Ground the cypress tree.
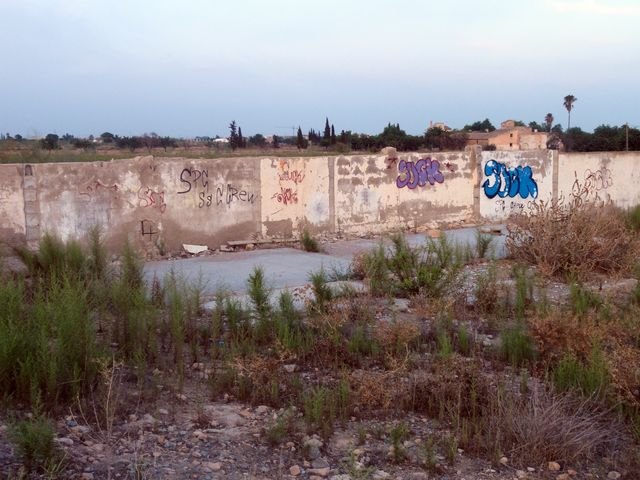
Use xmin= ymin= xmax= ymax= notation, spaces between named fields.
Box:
xmin=296 ymin=127 xmax=306 ymax=149
xmin=238 ymin=127 xmax=244 ymax=148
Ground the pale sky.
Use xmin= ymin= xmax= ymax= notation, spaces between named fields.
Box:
xmin=1 ymin=0 xmax=638 ymax=138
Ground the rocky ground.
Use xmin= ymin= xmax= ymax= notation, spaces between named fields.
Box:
xmin=2 ymin=390 xmax=622 ymax=480
xmin=1 ymin=246 xmax=637 ymax=480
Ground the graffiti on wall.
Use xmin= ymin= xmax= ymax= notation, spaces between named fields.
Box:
xmin=78 ymin=180 xmax=119 ymax=203
xmin=140 ymin=219 xmax=158 ymax=238
xmin=583 ymin=167 xmax=612 ymax=193
xmin=396 ymin=158 xmax=444 ymax=189
xmin=138 ymin=187 xmax=166 ymax=213
xmin=177 ymin=167 xmax=255 ymax=207
xmin=494 ymin=199 xmax=533 ymax=215
xmin=482 ymin=160 xmax=538 ymax=199
xmin=271 ymin=160 xmax=305 ymax=205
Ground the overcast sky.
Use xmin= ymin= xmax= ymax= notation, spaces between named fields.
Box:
xmin=1 ymin=0 xmax=638 ymax=138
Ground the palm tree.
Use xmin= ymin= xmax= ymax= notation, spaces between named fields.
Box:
xmin=563 ymin=95 xmax=577 ymax=131
xmin=544 ymin=113 xmax=554 ymax=132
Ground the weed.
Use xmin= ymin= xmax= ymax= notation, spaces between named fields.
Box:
xmin=265 ymin=409 xmax=295 ymax=446
xmin=309 ymin=268 xmax=333 ymax=314
xmin=362 ymin=243 xmax=391 ymax=296
xmin=390 ymin=422 xmax=409 ymax=463
xmin=513 ymin=264 xmax=534 ymax=321
xmin=302 ymin=381 xmax=350 ymax=438
xmin=569 ymin=283 xmax=603 ymax=317
xmin=500 ymin=323 xmax=536 ymax=368
xmin=247 ymin=266 xmax=272 ymax=342
xmin=474 ymin=386 xmax=618 ymax=466
xmin=422 ymin=436 xmax=438 ymax=472
xmin=300 ymin=229 xmax=320 ymax=252
xmin=8 ymin=412 xmax=61 ymax=474
xmin=444 ymin=434 xmax=458 ymax=466
xmin=506 ymin=191 xmax=639 ymax=278
xmin=456 ymin=325 xmax=473 ymax=356
xmin=625 ymin=204 xmax=640 ymax=232
xmin=437 ymin=330 xmax=454 ymax=359
xmin=553 ymin=344 xmax=609 ymax=397
xmin=475 ymin=229 xmax=494 ymax=259
xmin=356 ymin=425 xmax=367 ymax=445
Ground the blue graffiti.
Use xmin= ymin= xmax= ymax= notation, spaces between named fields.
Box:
xmin=396 ymin=158 xmax=444 ymax=189
xmin=482 ymin=160 xmax=538 ymax=199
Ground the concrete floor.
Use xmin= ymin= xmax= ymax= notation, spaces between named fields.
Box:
xmin=143 ymin=226 xmax=506 ymax=300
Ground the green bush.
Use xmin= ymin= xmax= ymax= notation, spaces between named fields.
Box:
xmin=300 ymin=229 xmax=320 ymax=252
xmin=553 ymin=345 xmax=609 ymax=397
xmin=8 ymin=413 xmax=61 ymax=473
xmin=500 ymin=323 xmax=536 ymax=368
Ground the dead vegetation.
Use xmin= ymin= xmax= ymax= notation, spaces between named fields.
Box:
xmin=1 ymin=198 xmax=640 ymax=478
xmin=506 ymin=183 xmax=640 ymax=279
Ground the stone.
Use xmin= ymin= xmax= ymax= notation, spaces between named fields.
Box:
xmin=499 ymin=456 xmax=508 ymax=466
xmin=556 ymin=475 xmax=570 ymax=480
xmin=256 ymin=405 xmax=270 ymax=414
xmin=330 ymin=476 xmax=352 ymax=480
xmin=81 ymin=474 xmax=94 ymax=480
xmin=568 ymin=470 xmax=578 ymax=476
xmin=158 ymin=408 xmax=169 ymax=415
xmin=245 ymin=243 xmax=256 ymax=251
xmin=305 ymin=437 xmax=324 ymax=460
xmin=308 ymin=467 xmax=330 ymax=477
xmin=55 ymin=437 xmax=74 ymax=446
xmin=548 ymin=461 xmax=561 ymax=471
xmin=284 ymin=364 xmax=297 ymax=373
xmin=183 ymin=244 xmax=208 ymax=254
xmin=312 ymin=458 xmax=329 ymax=469
xmin=372 ymin=471 xmax=390 ymax=480
xmin=192 ymin=430 xmax=207 ymax=441
xmin=516 ymin=470 xmax=527 ymax=479
xmin=204 ymin=462 xmax=222 ymax=472
xmin=607 ymin=472 xmax=621 ymax=480
xmin=289 ymin=465 xmax=301 ymax=476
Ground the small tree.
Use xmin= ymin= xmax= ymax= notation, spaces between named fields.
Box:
xmin=296 ymin=127 xmax=307 ymax=149
xmin=272 ymin=134 xmax=280 ymax=149
xmin=544 ymin=113 xmax=554 ymax=132
xmin=229 ymin=121 xmax=239 ymax=150
xmin=40 ymin=134 xmax=59 ymax=150
xmin=238 ymin=127 xmax=245 ymax=148
xmin=330 ymin=125 xmax=336 ymax=145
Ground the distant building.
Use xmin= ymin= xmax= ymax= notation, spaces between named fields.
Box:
xmin=428 ymin=121 xmax=452 ymax=132
xmin=465 ymin=119 xmax=548 ymax=150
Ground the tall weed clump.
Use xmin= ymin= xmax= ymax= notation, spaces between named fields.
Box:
xmin=506 ymin=189 xmax=639 ymax=278
xmin=0 ymin=265 xmax=99 ymax=407
xmin=362 ymin=233 xmax=462 ymax=298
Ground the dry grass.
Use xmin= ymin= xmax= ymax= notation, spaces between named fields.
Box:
xmin=478 ymin=385 xmax=620 ymax=467
xmin=506 ymin=186 xmax=639 ymax=279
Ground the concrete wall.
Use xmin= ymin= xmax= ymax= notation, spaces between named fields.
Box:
xmin=0 ymin=164 xmax=26 ymax=246
xmin=557 ymin=152 xmax=640 ymax=208
xmin=334 ymin=152 xmax=475 ymax=234
xmin=479 ymin=149 xmax=555 ymax=222
xmin=260 ymin=157 xmax=332 ymax=238
xmin=30 ymin=156 xmax=262 ymax=251
xmin=1 ymin=149 xmax=639 ymax=252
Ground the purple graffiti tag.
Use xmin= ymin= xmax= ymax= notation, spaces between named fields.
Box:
xmin=396 ymin=158 xmax=444 ymax=189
